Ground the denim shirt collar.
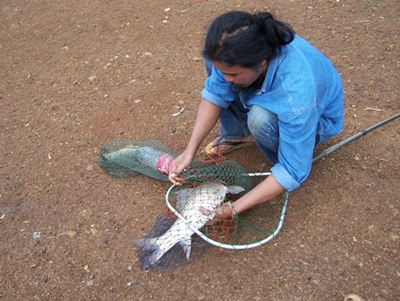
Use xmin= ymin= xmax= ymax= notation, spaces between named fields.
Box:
xmin=261 ymin=55 xmax=279 ymax=94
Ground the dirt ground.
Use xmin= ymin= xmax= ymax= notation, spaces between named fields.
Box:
xmin=1 ymin=0 xmax=399 ymax=300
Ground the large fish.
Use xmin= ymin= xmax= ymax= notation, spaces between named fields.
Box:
xmin=134 ymin=182 xmax=244 ymax=268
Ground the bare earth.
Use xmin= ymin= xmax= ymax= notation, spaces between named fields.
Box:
xmin=1 ymin=1 xmax=399 ymax=300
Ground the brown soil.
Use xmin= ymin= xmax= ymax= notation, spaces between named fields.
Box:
xmin=1 ymin=1 xmax=399 ymax=300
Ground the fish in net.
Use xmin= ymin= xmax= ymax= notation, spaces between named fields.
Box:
xmin=134 ymin=209 xmax=211 ymax=270
xmin=134 ymin=181 xmax=245 ymax=269
xmin=99 ymin=139 xmax=288 ymax=270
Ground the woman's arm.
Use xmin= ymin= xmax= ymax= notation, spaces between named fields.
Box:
xmin=184 ymin=99 xmax=222 ymax=155
xmin=233 ymin=174 xmax=284 ymax=214
xmin=213 ymin=174 xmax=285 ymax=219
xmin=169 ymin=99 xmax=222 ymax=184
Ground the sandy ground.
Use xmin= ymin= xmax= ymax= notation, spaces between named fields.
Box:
xmin=1 ymin=0 xmax=399 ymax=300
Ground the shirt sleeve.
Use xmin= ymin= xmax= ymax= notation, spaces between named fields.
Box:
xmin=271 ymin=109 xmax=318 ymax=192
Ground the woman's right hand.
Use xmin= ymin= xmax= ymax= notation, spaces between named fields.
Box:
xmin=168 ymin=150 xmax=195 ymax=185
xmin=169 ymin=99 xmax=222 ymax=185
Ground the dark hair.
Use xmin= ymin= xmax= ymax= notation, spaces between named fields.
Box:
xmin=202 ymin=11 xmax=295 ymax=68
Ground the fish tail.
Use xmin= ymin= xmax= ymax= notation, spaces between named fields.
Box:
xmin=133 ymin=237 xmax=158 ymax=250
xmin=132 ymin=238 xmax=145 ymax=247
xmin=133 ymin=236 xmax=177 ymax=267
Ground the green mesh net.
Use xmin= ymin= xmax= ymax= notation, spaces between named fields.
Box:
xmin=99 ymin=139 xmax=254 ymax=191
xmin=99 ymin=139 xmax=288 ymax=270
xmin=99 ymin=139 xmax=178 ymax=180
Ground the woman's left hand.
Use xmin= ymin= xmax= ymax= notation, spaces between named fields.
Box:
xmin=201 ymin=202 xmax=236 ymax=224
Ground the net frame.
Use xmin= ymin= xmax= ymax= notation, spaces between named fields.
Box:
xmin=165 ymin=172 xmax=290 ymax=250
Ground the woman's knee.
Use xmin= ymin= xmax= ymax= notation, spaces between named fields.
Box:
xmin=247 ymin=105 xmax=278 ymax=137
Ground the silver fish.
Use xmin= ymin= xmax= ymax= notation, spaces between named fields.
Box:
xmin=101 ymin=145 xmax=165 ymax=170
xmin=134 ymin=182 xmax=244 ymax=268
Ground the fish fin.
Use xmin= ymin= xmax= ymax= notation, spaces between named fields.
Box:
xmin=133 ymin=237 xmax=158 ymax=250
xmin=200 ymin=206 xmax=216 ymax=220
xmin=132 ymin=238 xmax=143 ymax=247
xmin=179 ymin=236 xmax=192 ymax=259
xmin=175 ymin=188 xmax=190 ymax=212
xmin=226 ymin=185 xmax=245 ymax=195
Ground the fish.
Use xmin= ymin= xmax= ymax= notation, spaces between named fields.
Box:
xmin=101 ymin=145 xmax=140 ymax=161
xmin=101 ymin=145 xmax=170 ymax=171
xmin=133 ymin=182 xmax=244 ymax=268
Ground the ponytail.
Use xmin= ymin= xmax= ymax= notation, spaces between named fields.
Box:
xmin=254 ymin=12 xmax=294 ymax=47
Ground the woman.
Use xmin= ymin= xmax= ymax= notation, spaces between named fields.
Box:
xmin=169 ymin=11 xmax=343 ymax=219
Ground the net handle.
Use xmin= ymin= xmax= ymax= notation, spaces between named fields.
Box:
xmin=165 ymin=183 xmax=290 ymax=250
xmin=313 ymin=112 xmax=400 ymax=162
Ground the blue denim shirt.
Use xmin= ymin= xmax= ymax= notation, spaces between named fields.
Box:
xmin=201 ymin=35 xmax=344 ymax=191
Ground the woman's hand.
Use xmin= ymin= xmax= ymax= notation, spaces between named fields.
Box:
xmin=168 ymin=150 xmax=195 ymax=185
xmin=201 ymin=202 xmax=237 ymax=225
xmin=169 ymin=99 xmax=222 ymax=185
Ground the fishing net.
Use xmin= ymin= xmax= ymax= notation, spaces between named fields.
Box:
xmin=99 ymin=139 xmax=178 ymax=180
xmin=99 ymin=113 xmax=400 ymax=270
xmin=99 ymin=139 xmax=254 ymax=190
xmin=99 ymin=139 xmax=288 ymax=270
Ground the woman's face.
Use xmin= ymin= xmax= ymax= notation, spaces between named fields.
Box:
xmin=212 ymin=60 xmax=268 ymax=88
